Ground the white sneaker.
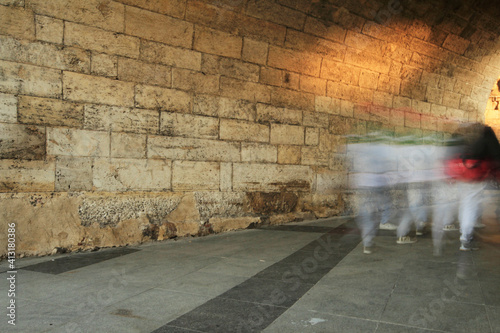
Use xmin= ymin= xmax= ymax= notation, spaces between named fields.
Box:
xmin=397 ymin=236 xmax=417 ymax=244
xmin=379 ymin=223 xmax=397 ymax=230
xmin=363 ymin=246 xmax=373 ymax=254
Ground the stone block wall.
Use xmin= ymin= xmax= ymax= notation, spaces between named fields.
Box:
xmin=1 ymin=0 xmax=500 ymax=256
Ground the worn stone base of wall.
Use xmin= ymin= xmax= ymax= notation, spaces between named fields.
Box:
xmin=0 ymin=190 xmax=347 ymax=258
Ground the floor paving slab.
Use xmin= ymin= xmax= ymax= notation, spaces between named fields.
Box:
xmin=0 ymin=216 xmax=498 ymax=333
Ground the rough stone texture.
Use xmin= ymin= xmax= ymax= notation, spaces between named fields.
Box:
xmin=55 ymin=156 xmax=93 ymax=192
xmin=0 ymin=93 xmax=17 ymax=123
xmin=233 ymin=163 xmax=313 ymax=192
xmin=35 ymin=15 xmax=63 ymax=44
xmin=2 ymin=0 xmax=500 ymax=256
xmin=63 ymin=72 xmax=135 ymax=106
xmin=125 ymin=6 xmax=193 ymax=48
xmin=209 ymin=216 xmax=261 ymax=233
xmin=18 ymin=96 xmax=84 ymax=127
xmin=172 ymin=161 xmax=220 ymax=191
xmin=47 ymin=128 xmax=110 ymax=157
xmin=93 ymin=158 xmax=171 ymax=191
xmin=0 ymin=60 xmax=62 ymax=98
xmin=160 ymin=112 xmax=219 ymax=139
xmin=78 ymin=192 xmax=182 ymax=227
xmin=220 ymin=119 xmax=269 ymax=142
xmin=194 ymin=191 xmax=248 ymax=222
xmin=65 ymin=22 xmax=139 ymax=58
xmin=0 ymin=159 xmax=55 ymax=192
xmin=247 ymin=192 xmax=298 ymax=215
xmin=135 ymin=85 xmax=191 ymax=112
xmin=84 ymin=104 xmax=159 ymax=134
xmin=148 ymin=136 xmax=240 ymax=162
xmin=0 ymin=123 xmax=46 ymax=159
xmin=0 ymin=35 xmax=90 ymax=73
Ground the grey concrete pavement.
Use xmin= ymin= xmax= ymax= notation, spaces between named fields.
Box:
xmin=1 ymin=215 xmax=500 ymax=333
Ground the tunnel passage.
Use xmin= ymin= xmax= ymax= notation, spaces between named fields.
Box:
xmin=1 ymin=0 xmax=500 ymax=256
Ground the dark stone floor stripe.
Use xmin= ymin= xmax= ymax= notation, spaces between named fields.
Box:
xmin=20 ymin=247 xmax=140 ymax=275
xmin=152 ymin=221 xmax=361 ymax=333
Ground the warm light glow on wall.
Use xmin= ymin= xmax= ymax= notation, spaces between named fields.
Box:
xmin=485 ymin=77 xmax=500 ymax=138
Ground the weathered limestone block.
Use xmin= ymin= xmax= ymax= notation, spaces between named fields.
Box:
xmin=315 ymin=168 xmax=348 ymax=193
xmin=209 ymin=216 xmax=260 ymax=233
xmin=246 ymin=0 xmax=305 ymax=30
xmin=300 ymin=193 xmax=345 ymax=218
xmin=194 ymin=191 xmax=248 ymax=221
xmin=0 ymin=193 xmax=83 ymax=257
xmin=345 ymin=48 xmax=391 ymax=74
xmin=55 ymin=156 xmax=93 ymax=191
xmin=118 ymin=58 xmax=171 ymax=87
xmin=303 ymin=111 xmax=329 ymax=128
xmin=268 ymin=45 xmax=321 ymax=76
xmin=172 ymin=161 xmax=220 ymax=191
xmin=277 ymin=145 xmax=301 ymax=164
xmin=93 ymin=158 xmax=171 ymax=191
xmin=194 ymin=26 xmax=242 ymax=58
xmin=233 ymin=163 xmax=312 ymax=192
xmin=35 ymin=15 xmax=63 ymax=44
xmin=140 ymin=40 xmax=202 ymax=71
xmin=84 ymin=104 xmax=159 ymax=134
xmin=0 ymin=123 xmax=45 ymax=159
xmin=219 ymin=98 xmax=256 ymax=121
xmin=319 ymin=129 xmax=345 ymax=153
xmin=300 ymin=75 xmax=327 ymax=96
xmin=202 ymin=54 xmax=260 ymax=82
xmin=47 ymin=128 xmax=110 ymax=157
xmin=185 ymin=0 xmax=286 ymax=45
xmin=65 ymin=22 xmax=139 ymax=58
xmin=220 ymin=162 xmax=232 ymax=191
xmin=91 ymin=53 xmax=118 ymax=77
xmin=260 ymin=67 xmax=282 ymax=87
xmin=160 ymin=112 xmax=219 ymax=139
xmin=0 ymin=5 xmax=35 ymax=40
xmin=18 ymin=96 xmax=84 ymax=127
xmin=148 ymin=136 xmax=240 ymax=162
xmin=111 ymin=132 xmax=147 ymax=159
xmin=0 ymin=93 xmax=17 ymax=123
xmin=247 ymin=192 xmax=298 ymax=215
xmin=193 ymin=94 xmax=219 ymax=116
xmin=286 ymin=29 xmax=346 ymax=60
xmin=304 ymin=16 xmax=346 ymax=44
xmin=271 ymin=87 xmax=315 ymax=111
xmin=315 ymin=96 xmax=341 ymax=115
xmin=0 ymin=60 xmax=62 ymax=98
xmin=241 ymin=143 xmax=277 ymax=163
xmin=172 ymin=68 xmax=219 ymax=94
xmin=0 ymin=159 xmax=54 ymax=192
xmin=79 ymin=192 xmax=182 ymax=227
xmin=305 ymin=127 xmax=319 ymax=145
xmin=135 ymin=84 xmax=191 ymax=113
xmin=220 ymin=119 xmax=269 ymax=142
xmin=301 ymin=147 xmax=329 ymax=166
xmin=270 ymin=123 xmax=304 ymax=145
xmin=0 ymin=36 xmax=90 ymax=73
xmin=165 ymin=193 xmax=200 ymax=223
xmin=115 ymin=0 xmax=185 ymax=18
xmin=220 ymin=77 xmax=271 ymax=103
xmin=256 ymin=103 xmax=302 ymax=125
xmin=83 ymin=216 xmax=151 ymax=248
xmin=242 ymin=38 xmax=268 ymax=65
xmin=125 ymin=6 xmax=193 ymax=48
xmin=26 ymin=0 xmax=125 ymax=32
xmin=63 ymin=72 xmax=135 ymax=107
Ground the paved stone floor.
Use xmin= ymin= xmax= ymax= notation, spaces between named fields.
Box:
xmin=1 ymin=213 xmax=500 ymax=333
